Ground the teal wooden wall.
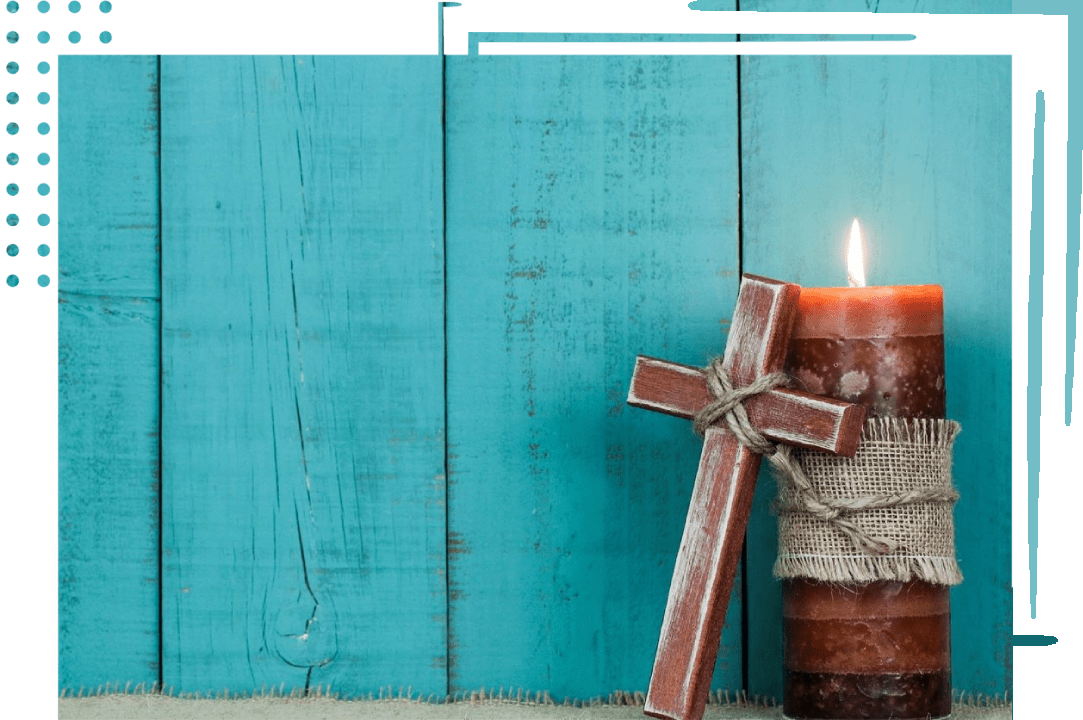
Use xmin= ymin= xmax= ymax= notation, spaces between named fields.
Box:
xmin=58 ymin=8 xmax=1012 ymax=701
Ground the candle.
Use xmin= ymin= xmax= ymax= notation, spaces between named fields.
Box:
xmin=780 ymin=220 xmax=952 ymax=720
xmin=788 ymin=221 xmax=944 ymax=418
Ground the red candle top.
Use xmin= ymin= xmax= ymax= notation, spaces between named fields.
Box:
xmin=792 ymin=285 xmax=943 ymax=340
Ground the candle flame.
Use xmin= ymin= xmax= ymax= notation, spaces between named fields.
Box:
xmin=847 ymin=218 xmax=866 ymax=288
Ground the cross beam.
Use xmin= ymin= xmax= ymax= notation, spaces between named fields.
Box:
xmin=628 ymin=356 xmax=865 ymax=456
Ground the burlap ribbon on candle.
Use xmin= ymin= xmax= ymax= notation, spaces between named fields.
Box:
xmin=773 ymin=417 xmax=964 ymax=586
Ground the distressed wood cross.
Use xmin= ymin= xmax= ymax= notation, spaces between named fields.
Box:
xmin=626 ymin=274 xmax=866 ymax=720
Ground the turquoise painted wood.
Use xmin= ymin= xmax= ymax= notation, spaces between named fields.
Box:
xmin=739 ymin=53 xmax=1012 ymax=699
xmin=58 ymin=56 xmax=162 ymax=692
xmin=159 ymin=57 xmax=446 ymax=697
xmin=445 ymin=54 xmax=742 ymax=699
xmin=57 ymin=32 xmax=1012 ymax=701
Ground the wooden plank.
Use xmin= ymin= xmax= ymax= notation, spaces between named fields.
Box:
xmin=58 ymin=56 xmax=161 ymax=691
xmin=644 ymin=276 xmax=800 ymax=720
xmin=627 ymin=355 xmax=865 ymax=455
xmin=160 ymin=57 xmax=446 ymax=697
xmin=739 ymin=49 xmax=1012 ymax=699
xmin=445 ymin=52 xmax=741 ymax=699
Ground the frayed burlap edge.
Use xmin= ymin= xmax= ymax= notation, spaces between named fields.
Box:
xmin=774 ymin=417 xmax=963 ymax=586
xmin=773 ymin=553 xmax=964 ymax=586
xmin=57 ymin=682 xmax=779 ymax=708
xmin=57 ymin=682 xmax=1012 ymax=710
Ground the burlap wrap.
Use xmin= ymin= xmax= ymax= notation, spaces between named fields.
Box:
xmin=774 ymin=417 xmax=963 ymax=586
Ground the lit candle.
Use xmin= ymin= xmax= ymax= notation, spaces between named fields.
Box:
xmin=787 ymin=220 xmax=945 ymax=420
xmin=780 ymin=220 xmax=952 ymax=720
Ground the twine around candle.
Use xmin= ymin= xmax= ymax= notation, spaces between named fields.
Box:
xmin=693 ymin=357 xmax=958 ymax=557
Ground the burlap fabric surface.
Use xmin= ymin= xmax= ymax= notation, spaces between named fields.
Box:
xmin=57 ymin=693 xmax=1012 ymax=720
xmin=774 ymin=418 xmax=963 ymax=585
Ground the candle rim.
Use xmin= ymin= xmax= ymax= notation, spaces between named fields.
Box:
xmin=799 ymin=284 xmax=942 ymax=293
xmin=793 ymin=284 xmax=943 ymax=339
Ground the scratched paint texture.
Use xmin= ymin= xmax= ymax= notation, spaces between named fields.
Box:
xmin=445 ymin=54 xmax=741 ymax=699
xmin=59 ymin=9 xmax=1012 ymax=701
xmin=158 ymin=57 xmax=446 ymax=696
xmin=739 ymin=54 xmax=1012 ymax=699
xmin=58 ymin=55 xmax=162 ymax=691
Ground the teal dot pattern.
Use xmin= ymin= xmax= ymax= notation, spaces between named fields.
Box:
xmin=0 ymin=0 xmax=94 ymax=288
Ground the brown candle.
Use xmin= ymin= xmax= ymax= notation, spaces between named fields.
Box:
xmin=781 ymin=284 xmax=951 ymax=720
xmin=786 ymin=285 xmax=945 ymax=419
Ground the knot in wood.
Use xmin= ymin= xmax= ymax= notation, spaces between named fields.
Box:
xmin=692 ymin=356 xmax=789 ymax=456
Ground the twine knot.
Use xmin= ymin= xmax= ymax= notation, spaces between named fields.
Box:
xmin=692 ymin=357 xmax=789 ymax=453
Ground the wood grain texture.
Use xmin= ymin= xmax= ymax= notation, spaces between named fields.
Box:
xmin=643 ymin=276 xmax=798 ymax=720
xmin=58 ymin=56 xmax=161 ymax=692
xmin=445 ymin=53 xmax=741 ymax=699
xmin=739 ymin=50 xmax=1012 ymax=700
xmin=160 ymin=57 xmax=446 ymax=696
xmin=646 ymin=428 xmax=759 ymax=720
xmin=627 ymin=356 xmax=865 ymax=455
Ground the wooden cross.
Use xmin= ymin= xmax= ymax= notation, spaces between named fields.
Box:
xmin=626 ymin=274 xmax=866 ymax=720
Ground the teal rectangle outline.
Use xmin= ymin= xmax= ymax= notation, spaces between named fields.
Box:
xmin=441 ymin=8 xmax=1074 ymax=714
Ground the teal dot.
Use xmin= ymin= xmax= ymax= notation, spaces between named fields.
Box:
xmin=5 ymin=90 xmax=16 ymax=103
xmin=6 ymin=274 xmax=17 ymax=287
xmin=37 ymin=0 xmax=47 ymax=10
xmin=37 ymin=30 xmax=47 ymax=42
xmin=6 ymin=183 xmax=16 ymax=195
xmin=37 ymin=91 xmax=48 ymax=104
xmin=37 ymin=243 xmax=48 ymax=256
xmin=68 ymin=0 xmax=79 ymax=10
xmin=5 ymin=121 xmax=15 ymax=134
xmin=6 ymin=152 xmax=16 ymax=164
xmin=6 ymin=2 xmax=17 ymax=13
xmin=6 ymin=213 xmax=17 ymax=226
xmin=37 ymin=182 xmax=49 ymax=195
xmin=99 ymin=30 xmax=109 ymax=43
xmin=99 ymin=0 xmax=107 ymax=10
xmin=68 ymin=30 xmax=79 ymax=43
xmin=37 ymin=274 xmax=48 ymax=287
xmin=37 ymin=121 xmax=48 ymax=134
xmin=36 ymin=213 xmax=48 ymax=226
xmin=37 ymin=60 xmax=48 ymax=73
xmin=5 ymin=30 xmax=17 ymax=43
xmin=5 ymin=61 xmax=15 ymax=73
xmin=37 ymin=152 xmax=48 ymax=165
xmin=5 ymin=243 xmax=16 ymax=256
